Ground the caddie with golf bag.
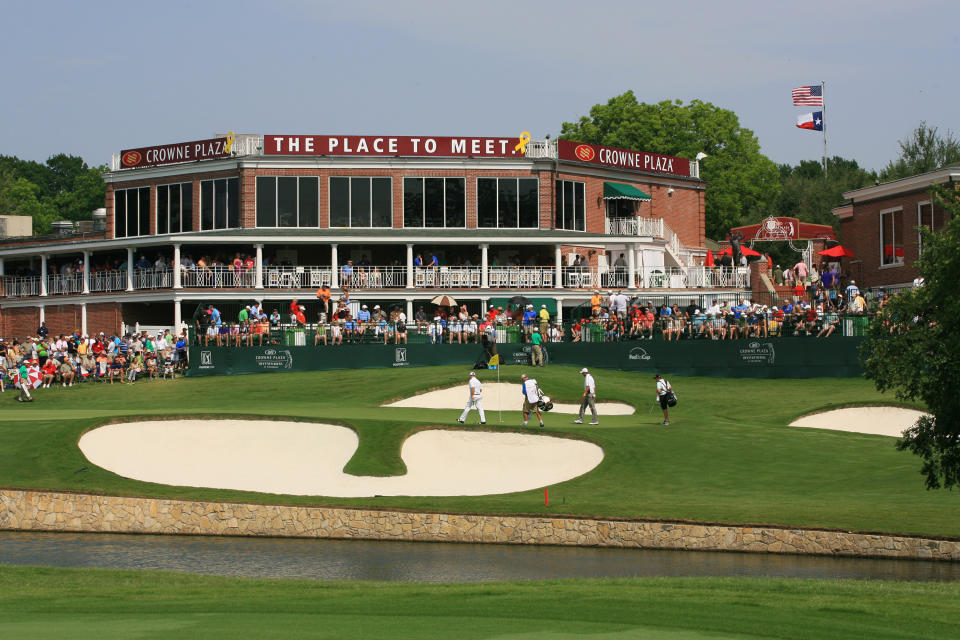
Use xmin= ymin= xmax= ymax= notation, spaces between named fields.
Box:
xmin=654 ymin=373 xmax=677 ymax=425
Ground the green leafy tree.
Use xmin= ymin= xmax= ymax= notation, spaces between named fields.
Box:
xmin=560 ymin=92 xmax=781 ymax=239
xmin=861 ymin=186 xmax=960 ymax=489
xmin=0 ymin=171 xmax=58 ymax=234
xmin=879 ymin=122 xmax=960 ymax=181
xmin=776 ymin=157 xmax=876 ymax=227
xmin=0 ymin=153 xmax=105 ymax=231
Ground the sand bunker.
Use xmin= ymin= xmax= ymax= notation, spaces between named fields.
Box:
xmin=385 ymin=382 xmax=634 ymax=415
xmin=78 ymin=420 xmax=603 ymax=498
xmin=789 ymin=406 xmax=930 ymax=437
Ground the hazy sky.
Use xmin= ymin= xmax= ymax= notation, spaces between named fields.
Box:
xmin=2 ymin=0 xmax=956 ymax=172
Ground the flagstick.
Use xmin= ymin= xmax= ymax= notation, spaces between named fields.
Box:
xmin=497 ymin=365 xmax=503 ymax=423
xmin=821 ymin=80 xmax=827 ymax=178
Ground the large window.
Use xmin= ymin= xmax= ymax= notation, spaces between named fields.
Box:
xmin=329 ymin=177 xmax=392 ymax=227
xmin=918 ymin=201 xmax=934 ymax=255
xmin=403 ymin=177 xmax=465 ymax=227
xmin=113 ymin=187 xmax=151 ymax=238
xmin=880 ymin=207 xmax=904 ymax=266
xmin=477 ymin=178 xmax=538 ymax=228
xmin=199 ymin=178 xmax=239 ymax=231
xmin=555 ymin=180 xmax=585 ymax=231
xmin=256 ymin=176 xmax=319 ymax=227
xmin=156 ymin=182 xmax=194 ymax=234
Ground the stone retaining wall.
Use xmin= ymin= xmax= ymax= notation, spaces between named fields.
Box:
xmin=1 ymin=489 xmax=957 ymax=561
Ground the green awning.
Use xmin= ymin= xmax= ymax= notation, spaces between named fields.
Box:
xmin=603 ymin=182 xmax=651 ymax=201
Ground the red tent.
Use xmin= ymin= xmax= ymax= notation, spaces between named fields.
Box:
xmin=704 ymin=249 xmax=714 ymax=267
xmin=818 ymin=245 xmax=855 ymax=258
xmin=717 ymin=246 xmax=762 ymax=257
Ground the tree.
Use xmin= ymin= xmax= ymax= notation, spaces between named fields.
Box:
xmin=560 ymin=92 xmax=781 ymax=239
xmin=0 ymin=171 xmax=58 ymax=234
xmin=0 ymin=153 xmax=105 ymax=232
xmin=879 ymin=122 xmax=960 ymax=181
xmin=861 ymin=186 xmax=960 ymax=489
xmin=776 ymin=157 xmax=876 ymax=227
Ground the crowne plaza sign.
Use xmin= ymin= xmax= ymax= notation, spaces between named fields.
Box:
xmin=558 ymin=140 xmax=691 ymax=177
xmin=120 ymin=134 xmax=234 ymax=169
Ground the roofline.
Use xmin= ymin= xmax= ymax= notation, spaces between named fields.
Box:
xmin=842 ymin=166 xmax=960 ymax=202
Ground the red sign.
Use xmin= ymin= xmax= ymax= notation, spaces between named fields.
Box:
xmin=730 ymin=217 xmax=837 ymax=241
xmin=558 ymin=139 xmax=691 ymax=177
xmin=120 ymin=137 xmax=232 ymax=169
xmin=264 ymin=135 xmax=524 ymax=158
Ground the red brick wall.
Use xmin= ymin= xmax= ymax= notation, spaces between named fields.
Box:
xmin=0 ymin=302 xmax=122 ymax=340
xmin=87 ymin=302 xmax=123 ymax=336
xmin=1 ymin=307 xmax=39 ymax=339
xmin=840 ymin=191 xmax=949 ymax=288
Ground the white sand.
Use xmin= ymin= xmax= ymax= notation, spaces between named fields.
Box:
xmin=384 ymin=382 xmax=635 ymax=415
xmin=78 ymin=419 xmax=603 ymax=498
xmin=789 ymin=406 xmax=930 ymax=437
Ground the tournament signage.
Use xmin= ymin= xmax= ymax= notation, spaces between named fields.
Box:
xmin=558 ymin=139 xmax=691 ymax=177
xmin=264 ymin=135 xmax=526 ymax=158
xmin=120 ymin=133 xmax=234 ymax=169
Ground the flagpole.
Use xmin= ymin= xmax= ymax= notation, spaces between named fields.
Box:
xmin=821 ymin=80 xmax=827 ymax=178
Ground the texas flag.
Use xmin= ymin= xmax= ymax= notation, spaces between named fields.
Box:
xmin=796 ymin=111 xmax=824 ymax=131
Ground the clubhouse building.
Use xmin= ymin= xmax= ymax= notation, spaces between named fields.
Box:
xmin=0 ymin=131 xmax=744 ymax=337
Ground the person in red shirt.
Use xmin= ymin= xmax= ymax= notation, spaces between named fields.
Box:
xmin=792 ymin=282 xmax=806 ymax=303
xmin=41 ymin=359 xmax=58 ymax=388
xmin=91 ymin=339 xmax=105 ymax=356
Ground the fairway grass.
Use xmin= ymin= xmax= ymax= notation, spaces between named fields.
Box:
xmin=1 ymin=565 xmax=959 ymax=639
xmin=1 ymin=364 xmax=956 ymax=537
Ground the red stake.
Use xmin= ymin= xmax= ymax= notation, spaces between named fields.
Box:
xmin=544 ymin=488 xmax=549 ymax=507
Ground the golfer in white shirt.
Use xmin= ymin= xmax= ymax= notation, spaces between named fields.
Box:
xmin=574 ymin=367 xmax=599 ymax=424
xmin=457 ymin=371 xmax=486 ymax=424
xmin=520 ymin=373 xmax=544 ymax=428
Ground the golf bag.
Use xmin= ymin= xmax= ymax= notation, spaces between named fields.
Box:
xmin=537 ymin=389 xmax=554 ymax=412
xmin=665 ymin=389 xmax=678 ymax=407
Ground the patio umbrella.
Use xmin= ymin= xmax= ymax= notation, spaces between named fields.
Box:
xmin=506 ymin=295 xmax=533 ymax=308
xmin=430 ymin=294 xmax=458 ymax=307
xmin=818 ymin=245 xmax=855 ymax=258
xmin=717 ymin=246 xmax=762 ymax=257
xmin=704 ymin=249 xmax=714 ymax=267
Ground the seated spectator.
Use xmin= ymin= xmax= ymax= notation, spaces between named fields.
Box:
xmin=330 ymin=320 xmax=343 ymax=345
xmin=705 ymin=313 xmax=726 ymax=340
xmin=59 ymin=357 xmax=76 ymax=387
xmin=571 ymin=321 xmax=583 ymax=342
xmin=817 ymin=308 xmax=840 ymax=338
xmin=127 ymin=352 xmax=143 ymax=383
xmin=41 ymin=358 xmax=58 ymax=388
xmin=395 ymin=313 xmax=408 ymax=345
xmin=109 ymin=354 xmax=126 ymax=384
xmin=145 ymin=353 xmax=158 ymax=379
xmin=314 ymin=320 xmax=328 ymax=346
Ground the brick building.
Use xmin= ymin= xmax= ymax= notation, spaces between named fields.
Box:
xmin=835 ymin=167 xmax=958 ymax=289
xmin=0 ymin=132 xmax=743 ymax=339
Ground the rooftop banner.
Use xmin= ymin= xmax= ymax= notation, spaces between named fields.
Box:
xmin=120 ymin=135 xmax=233 ymax=169
xmin=557 ymin=139 xmax=691 ymax=177
xmin=264 ymin=135 xmax=526 ymax=158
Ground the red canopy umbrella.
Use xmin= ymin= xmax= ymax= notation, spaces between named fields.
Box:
xmin=818 ymin=245 xmax=855 ymax=258
xmin=704 ymin=249 xmax=714 ymax=267
xmin=717 ymin=246 xmax=763 ymax=257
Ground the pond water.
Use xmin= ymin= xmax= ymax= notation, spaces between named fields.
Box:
xmin=2 ymin=531 xmax=958 ymax=582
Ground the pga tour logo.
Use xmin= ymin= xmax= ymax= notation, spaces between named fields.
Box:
xmin=628 ymin=347 xmax=652 ymax=361
xmin=395 ymin=348 xmax=407 ymax=363
xmin=200 ymin=351 xmax=213 ymax=366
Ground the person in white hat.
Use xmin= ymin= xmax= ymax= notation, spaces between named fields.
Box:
xmin=520 ymin=373 xmax=544 ymax=428
xmin=457 ymin=371 xmax=486 ymax=425
xmin=574 ymin=368 xmax=599 ymax=424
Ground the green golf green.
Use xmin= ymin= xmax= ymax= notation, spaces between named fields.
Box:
xmin=0 ymin=364 xmax=952 ymax=537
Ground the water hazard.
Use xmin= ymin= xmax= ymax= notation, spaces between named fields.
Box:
xmin=2 ymin=531 xmax=959 ymax=582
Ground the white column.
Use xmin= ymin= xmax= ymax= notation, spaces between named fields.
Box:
xmin=627 ymin=243 xmax=637 ymax=290
xmin=330 ymin=243 xmax=339 ymax=289
xmin=554 ymin=244 xmax=563 ymax=289
xmin=406 ymin=243 xmax=414 ymax=289
xmin=480 ymin=244 xmax=489 ymax=289
xmin=406 ymin=299 xmax=413 ymax=320
xmin=174 ymin=298 xmax=182 ymax=330
xmin=39 ymin=305 xmax=45 ymax=323
xmin=40 ymin=254 xmax=48 ymax=297
xmin=172 ymin=244 xmax=182 ymax=289
xmin=81 ymin=303 xmax=87 ymax=336
xmin=555 ymin=298 xmax=563 ymax=323
xmin=254 ymin=243 xmax=264 ymax=289
xmin=82 ymin=251 xmax=90 ymax=294
xmin=126 ymin=248 xmax=134 ymax=291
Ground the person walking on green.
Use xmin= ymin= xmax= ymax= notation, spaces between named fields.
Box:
xmin=531 ymin=326 xmax=544 ymax=367
xmin=17 ymin=361 xmax=34 ymax=403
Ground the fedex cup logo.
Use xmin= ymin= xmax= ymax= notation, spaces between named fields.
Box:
xmin=628 ymin=347 xmax=652 ymax=361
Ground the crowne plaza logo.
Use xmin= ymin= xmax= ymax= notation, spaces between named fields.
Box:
xmin=574 ymin=145 xmax=595 ymax=162
xmin=121 ymin=151 xmax=142 ymax=167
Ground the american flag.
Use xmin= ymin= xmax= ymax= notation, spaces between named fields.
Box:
xmin=792 ymin=85 xmax=823 ymax=106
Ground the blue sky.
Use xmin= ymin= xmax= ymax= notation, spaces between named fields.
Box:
xmin=2 ymin=0 xmax=956 ymax=172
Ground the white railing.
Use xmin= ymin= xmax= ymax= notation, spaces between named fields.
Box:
xmin=414 ymin=266 xmax=479 ymax=288
xmin=265 ymin=266 xmax=332 ymax=289
xmin=89 ymin=271 xmax=127 ymax=293
xmin=2 ymin=276 xmax=42 ymax=298
xmin=182 ymin=266 xmax=257 ymax=288
xmin=45 ymin=274 xmax=84 ymax=295
xmin=342 ymin=265 xmax=407 ymax=289
xmin=132 ymin=268 xmax=173 ymax=290
xmin=638 ymin=266 xmax=749 ymax=289
xmin=607 ymin=217 xmax=664 ymax=237
xmin=488 ymin=267 xmax=554 ymax=289
xmin=561 ymin=266 xmax=627 ymax=289
xmin=524 ymin=139 xmax=557 ymax=159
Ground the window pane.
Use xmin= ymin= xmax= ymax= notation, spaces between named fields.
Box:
xmin=371 ymin=178 xmax=392 ymax=227
xmin=278 ymin=177 xmax=297 ymax=227
xmin=227 ymin=178 xmax=239 ymax=228
xmin=214 ymin=179 xmax=227 ymax=229
xmin=477 ymin=178 xmax=497 ymax=227
xmin=574 ymin=182 xmax=584 ymax=231
xmin=127 ymin=189 xmax=138 ymax=236
xmin=555 ymin=181 xmax=562 ymax=229
xmin=404 ymin=178 xmax=423 ymax=227
xmin=351 ymin=178 xmax=371 ymax=227
xmin=157 ymin=185 xmax=169 ymax=235
xmin=563 ymin=181 xmax=573 ymax=230
xmin=181 ymin=183 xmax=193 ymax=231
xmin=114 ymin=190 xmax=127 ymax=238
xmin=424 ymin=178 xmax=444 ymax=228
xmin=169 ymin=185 xmax=181 ymax=234
xmin=256 ymin=177 xmax=276 ymax=227
xmin=201 ymin=181 xmax=214 ymax=230
xmin=498 ymin=180 xmax=517 ymax=228
xmin=518 ymin=179 xmax=538 ymax=228
xmin=330 ymin=178 xmax=349 ymax=226
xmin=139 ymin=188 xmax=150 ymax=236
xmin=445 ymin=178 xmax=465 ymax=227
xmin=299 ymin=177 xmax=318 ymax=227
